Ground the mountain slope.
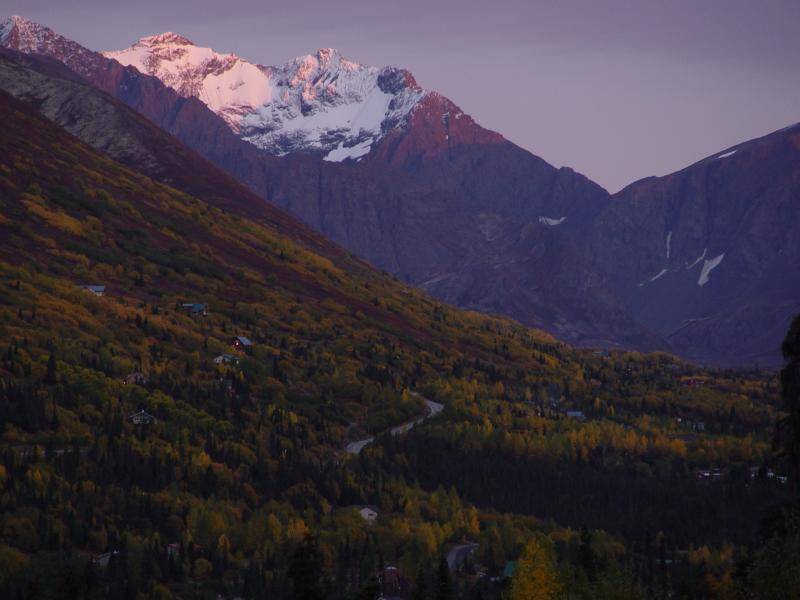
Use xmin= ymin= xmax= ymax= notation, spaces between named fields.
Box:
xmin=0 ymin=74 xmax=785 ymax=599
xmin=0 ymin=46 xmax=359 ymax=265
xmin=1 ymin=16 xmax=639 ymax=351
xmin=4 ymin=15 xmax=795 ymax=365
xmin=586 ymin=126 xmax=800 ymax=365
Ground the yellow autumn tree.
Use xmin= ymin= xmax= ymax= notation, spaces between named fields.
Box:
xmin=509 ymin=537 xmax=562 ymax=600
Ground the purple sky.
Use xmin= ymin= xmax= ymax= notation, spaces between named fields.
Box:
xmin=6 ymin=0 xmax=800 ymax=191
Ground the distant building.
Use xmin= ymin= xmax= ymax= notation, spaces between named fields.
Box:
xmin=181 ymin=302 xmax=208 ymax=316
xmin=683 ymin=378 xmax=706 ymax=387
xmin=124 ymin=372 xmax=148 ymax=386
xmin=377 ymin=565 xmax=409 ymax=596
xmin=356 ymin=505 xmax=379 ymax=523
xmin=79 ymin=285 xmax=106 ymax=296
xmin=696 ymin=467 xmax=722 ymax=481
xmin=503 ymin=561 xmax=517 ymax=579
xmin=566 ymin=410 xmax=587 ymax=421
xmin=92 ymin=551 xmax=117 ymax=568
xmin=213 ymin=354 xmax=239 ymax=365
xmin=232 ymin=336 xmax=253 ymax=350
xmin=128 ymin=409 xmax=156 ymax=425
xmin=686 ymin=420 xmax=705 ymax=432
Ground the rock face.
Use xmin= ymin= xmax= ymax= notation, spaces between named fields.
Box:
xmin=584 ymin=128 xmax=800 ymax=366
xmin=3 ymin=15 xmax=797 ymax=366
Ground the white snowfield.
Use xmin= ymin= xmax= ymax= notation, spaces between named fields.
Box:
xmin=698 ymin=253 xmax=724 ymax=287
xmin=104 ymin=36 xmax=425 ymax=158
xmin=716 ymin=149 xmax=737 ymax=159
xmin=686 ymin=248 xmax=707 ymax=270
xmin=538 ymin=216 xmax=566 ymax=226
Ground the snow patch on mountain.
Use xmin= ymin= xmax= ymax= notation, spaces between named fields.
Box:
xmin=539 ymin=216 xmax=566 ymax=226
xmin=665 ymin=231 xmax=672 ymax=260
xmin=716 ymin=149 xmax=737 ymax=159
xmin=650 ymin=268 xmax=668 ymax=282
xmin=638 ymin=267 xmax=669 ymax=287
xmin=324 ymin=138 xmax=373 ymax=162
xmin=104 ymin=36 xmax=426 ymax=157
xmin=686 ymin=248 xmax=707 ymax=269
xmin=698 ymin=253 xmax=724 ymax=287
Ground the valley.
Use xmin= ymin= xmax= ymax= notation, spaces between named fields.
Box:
xmin=0 ymin=10 xmax=797 ymax=600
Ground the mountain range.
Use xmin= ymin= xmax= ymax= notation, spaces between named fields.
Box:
xmin=2 ymin=14 xmax=797 ymax=367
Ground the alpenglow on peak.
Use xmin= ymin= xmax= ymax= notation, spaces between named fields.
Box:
xmin=103 ymin=35 xmax=427 ymax=160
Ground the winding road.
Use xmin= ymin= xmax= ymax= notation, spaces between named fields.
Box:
xmin=345 ymin=393 xmax=444 ymax=455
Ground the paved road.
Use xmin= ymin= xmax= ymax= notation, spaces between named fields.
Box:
xmin=345 ymin=394 xmax=444 ymax=455
xmin=447 ymin=543 xmax=479 ymax=571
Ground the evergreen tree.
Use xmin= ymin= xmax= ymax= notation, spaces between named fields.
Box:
xmin=412 ymin=563 xmax=430 ymax=600
xmin=777 ymin=314 xmax=800 ymax=489
xmin=45 ymin=352 xmax=57 ymax=384
xmin=288 ymin=534 xmax=325 ymax=600
xmin=434 ymin=555 xmax=454 ymax=600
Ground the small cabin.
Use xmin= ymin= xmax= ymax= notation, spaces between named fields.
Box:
xmin=566 ymin=410 xmax=587 ymax=421
xmin=181 ymin=302 xmax=208 ymax=316
xmin=232 ymin=336 xmax=253 ymax=350
xmin=356 ymin=505 xmax=379 ymax=523
xmin=128 ymin=409 xmax=156 ymax=425
xmin=686 ymin=420 xmax=705 ymax=432
xmin=503 ymin=561 xmax=517 ymax=580
xmin=124 ymin=372 xmax=148 ymax=386
xmin=213 ymin=354 xmax=239 ymax=365
xmin=378 ymin=565 xmax=408 ymax=596
xmin=79 ymin=285 xmax=106 ymax=296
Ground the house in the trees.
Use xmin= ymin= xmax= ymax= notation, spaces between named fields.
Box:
xmin=377 ymin=565 xmax=409 ymax=597
xmin=231 ymin=336 xmax=253 ymax=350
xmin=355 ymin=505 xmax=379 ymax=523
xmin=79 ymin=285 xmax=106 ymax=296
xmin=502 ymin=561 xmax=517 ymax=580
xmin=128 ymin=409 xmax=156 ymax=425
xmin=686 ymin=420 xmax=705 ymax=432
xmin=566 ymin=410 xmax=587 ymax=421
xmin=124 ymin=371 xmax=148 ymax=386
xmin=213 ymin=354 xmax=239 ymax=365
xmin=181 ymin=302 xmax=208 ymax=316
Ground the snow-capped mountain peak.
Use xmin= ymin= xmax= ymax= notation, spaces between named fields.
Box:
xmin=104 ymin=35 xmax=427 ymax=159
xmin=137 ymin=31 xmax=195 ymax=46
xmin=0 ymin=15 xmax=103 ymax=78
xmin=2 ymin=15 xmax=67 ymax=55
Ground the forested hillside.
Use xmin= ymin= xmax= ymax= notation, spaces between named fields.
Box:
xmin=0 ymin=83 xmax=788 ymax=599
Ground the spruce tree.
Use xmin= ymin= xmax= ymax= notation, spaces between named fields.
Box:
xmin=777 ymin=314 xmax=800 ymax=489
xmin=435 ymin=555 xmax=454 ymax=600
